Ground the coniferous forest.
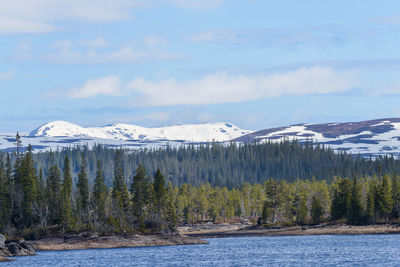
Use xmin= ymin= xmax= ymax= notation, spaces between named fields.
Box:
xmin=1 ymin=135 xmax=400 ymax=239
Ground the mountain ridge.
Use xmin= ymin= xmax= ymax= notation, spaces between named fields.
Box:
xmin=2 ymin=118 xmax=400 ymax=155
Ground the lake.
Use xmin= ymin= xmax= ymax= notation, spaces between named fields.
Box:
xmin=3 ymin=235 xmax=400 ymax=266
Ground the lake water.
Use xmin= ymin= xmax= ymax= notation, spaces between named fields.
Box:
xmin=3 ymin=235 xmax=400 ymax=266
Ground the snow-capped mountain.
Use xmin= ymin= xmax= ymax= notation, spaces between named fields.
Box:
xmin=29 ymin=121 xmax=251 ymax=142
xmin=235 ymin=118 xmax=400 ymax=156
xmin=3 ymin=118 xmax=400 ymax=155
xmin=0 ymin=121 xmax=252 ymax=152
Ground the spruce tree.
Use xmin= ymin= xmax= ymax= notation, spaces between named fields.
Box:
xmin=153 ymin=169 xmax=166 ymax=222
xmin=45 ymin=157 xmax=62 ymax=224
xmin=93 ymin=160 xmax=107 ymax=222
xmin=391 ymin=174 xmax=400 ymax=218
xmin=0 ymin=153 xmax=6 ymax=229
xmin=76 ymin=154 xmax=89 ymax=223
xmin=366 ymin=179 xmax=376 ymax=223
xmin=311 ymin=196 xmax=323 ymax=224
xmin=166 ymin=182 xmax=177 ymax=232
xmin=131 ymin=164 xmax=150 ymax=224
xmin=349 ymin=176 xmax=363 ymax=224
xmin=296 ymin=195 xmax=308 ymax=225
xmin=379 ymin=175 xmax=393 ymax=221
xmin=112 ymin=150 xmax=130 ymax=213
xmin=60 ymin=155 xmax=73 ymax=228
xmin=21 ymin=145 xmax=38 ymax=227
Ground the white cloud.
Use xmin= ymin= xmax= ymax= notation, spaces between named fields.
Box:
xmin=0 ymin=0 xmax=223 ymax=34
xmin=126 ymin=67 xmax=357 ymax=106
xmin=143 ymin=36 xmax=168 ymax=46
xmin=67 ymin=75 xmax=122 ymax=98
xmin=0 ymin=70 xmax=15 ymax=81
xmin=171 ymin=0 xmax=224 ymax=9
xmin=0 ymin=17 xmax=56 ymax=34
xmin=46 ymin=41 xmax=185 ymax=64
xmin=78 ymin=38 xmax=109 ymax=48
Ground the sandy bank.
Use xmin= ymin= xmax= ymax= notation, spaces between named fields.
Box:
xmin=32 ymin=234 xmax=207 ymax=251
xmin=180 ymin=223 xmax=400 ymax=238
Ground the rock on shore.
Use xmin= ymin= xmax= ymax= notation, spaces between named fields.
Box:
xmin=32 ymin=233 xmax=208 ymax=251
xmin=0 ymin=234 xmax=36 ymax=261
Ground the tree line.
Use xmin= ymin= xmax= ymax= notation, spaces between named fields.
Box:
xmin=1 ymin=135 xmax=400 ymax=239
xmin=0 ymin=135 xmax=177 ymax=238
xmin=32 ymin=141 xmax=400 ymax=188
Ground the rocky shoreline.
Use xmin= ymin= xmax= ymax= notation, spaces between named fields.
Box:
xmin=0 ymin=232 xmax=207 ymax=262
xmin=0 ymin=234 xmax=36 ymax=262
xmin=179 ymin=223 xmax=400 ymax=238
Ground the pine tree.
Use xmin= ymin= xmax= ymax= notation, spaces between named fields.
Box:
xmin=131 ymin=164 xmax=150 ymax=225
xmin=20 ymin=145 xmax=38 ymax=227
xmin=0 ymin=153 xmax=6 ymax=229
xmin=331 ymin=178 xmax=351 ymax=220
xmin=153 ymin=169 xmax=166 ymax=221
xmin=378 ymin=175 xmax=393 ymax=221
xmin=262 ymin=201 xmax=269 ymax=224
xmin=391 ymin=174 xmax=400 ymax=218
xmin=296 ymin=195 xmax=308 ymax=225
xmin=76 ymin=154 xmax=89 ymax=223
xmin=166 ymin=182 xmax=177 ymax=232
xmin=93 ymin=160 xmax=107 ymax=222
xmin=112 ymin=150 xmax=130 ymax=216
xmin=366 ymin=179 xmax=376 ymax=223
xmin=311 ymin=195 xmax=323 ymax=224
xmin=60 ymin=155 xmax=73 ymax=228
xmin=45 ymin=157 xmax=62 ymax=224
xmin=349 ymin=176 xmax=363 ymax=224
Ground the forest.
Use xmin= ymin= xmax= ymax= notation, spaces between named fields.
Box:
xmin=33 ymin=140 xmax=400 ymax=187
xmin=0 ymin=135 xmax=400 ymax=239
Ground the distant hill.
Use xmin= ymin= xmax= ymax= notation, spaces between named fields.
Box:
xmin=3 ymin=118 xmax=400 ymax=156
xmin=235 ymin=118 xmax=400 ymax=156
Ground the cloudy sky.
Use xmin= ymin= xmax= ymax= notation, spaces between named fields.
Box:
xmin=1 ymin=0 xmax=400 ymax=132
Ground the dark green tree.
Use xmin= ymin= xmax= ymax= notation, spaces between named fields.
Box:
xmin=112 ymin=150 xmax=130 ymax=213
xmin=60 ymin=155 xmax=73 ymax=228
xmin=76 ymin=154 xmax=89 ymax=223
xmin=93 ymin=160 xmax=107 ymax=222
xmin=311 ymin=195 xmax=324 ymax=224
xmin=45 ymin=157 xmax=62 ymax=224
xmin=391 ymin=174 xmax=400 ymax=218
xmin=349 ymin=177 xmax=363 ymax=224
xmin=153 ymin=169 xmax=166 ymax=217
xmin=378 ymin=175 xmax=393 ymax=221
xmin=331 ymin=178 xmax=351 ymax=220
xmin=131 ymin=164 xmax=150 ymax=224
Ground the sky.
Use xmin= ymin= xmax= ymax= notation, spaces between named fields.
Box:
xmin=1 ymin=0 xmax=400 ymax=132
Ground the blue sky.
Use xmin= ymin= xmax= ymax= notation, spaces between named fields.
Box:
xmin=1 ymin=0 xmax=400 ymax=132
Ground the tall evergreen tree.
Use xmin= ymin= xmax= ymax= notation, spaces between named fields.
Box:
xmin=366 ymin=179 xmax=377 ymax=223
xmin=378 ymin=175 xmax=393 ymax=221
xmin=45 ymin=155 xmax=62 ymax=224
xmin=112 ymin=150 xmax=130 ymax=213
xmin=60 ymin=155 xmax=73 ymax=228
xmin=391 ymin=174 xmax=400 ymax=218
xmin=76 ymin=154 xmax=89 ymax=223
xmin=20 ymin=145 xmax=38 ymax=227
xmin=296 ymin=195 xmax=308 ymax=225
xmin=331 ymin=178 xmax=351 ymax=220
xmin=311 ymin=195 xmax=323 ymax=224
xmin=93 ymin=160 xmax=107 ymax=222
xmin=349 ymin=176 xmax=363 ymax=224
xmin=0 ymin=153 xmax=6 ymax=229
xmin=131 ymin=164 xmax=150 ymax=224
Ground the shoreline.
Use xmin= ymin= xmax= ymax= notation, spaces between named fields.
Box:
xmin=179 ymin=223 xmax=400 ymax=238
xmin=32 ymin=233 xmax=208 ymax=251
xmin=0 ymin=233 xmax=207 ymax=261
